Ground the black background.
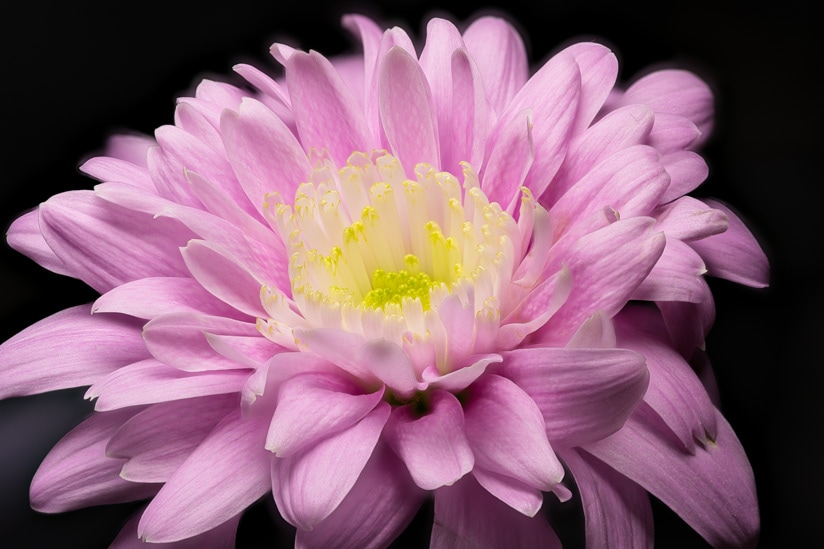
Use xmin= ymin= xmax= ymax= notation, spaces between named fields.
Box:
xmin=0 ymin=1 xmax=818 ymax=547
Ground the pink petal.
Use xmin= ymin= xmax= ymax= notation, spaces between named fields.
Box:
xmin=561 ymin=449 xmax=653 ymax=548
xmin=272 ymin=403 xmax=390 ymax=530
xmin=39 ymin=190 xmax=192 ymax=293
xmin=657 ymin=281 xmax=716 ymax=357
xmin=30 ymin=409 xmax=158 ymax=513
xmin=584 ymin=404 xmax=759 ymax=548
xmin=102 ymin=133 xmax=155 ymax=167
xmin=689 ymin=200 xmax=769 ymax=288
xmin=93 ymin=277 xmax=241 ymax=319
xmin=86 ymin=359 xmax=248 ymax=411
xmin=233 ymin=63 xmax=291 ymax=109
xmin=449 ymin=47 xmax=491 ymax=173
xmin=499 ymin=347 xmax=648 ymax=447
xmin=652 ymin=196 xmax=729 ymax=241
xmin=462 ymin=16 xmax=528 ymax=115
xmin=436 ymin=294 xmax=476 ymax=367
xmin=384 ymin=389 xmax=474 ymax=490
xmin=365 ymin=26 xmax=417 ymax=145
xmin=431 ymin=475 xmax=561 ymax=549
xmin=0 ymin=304 xmax=148 ymax=399
xmin=142 ymin=312 xmax=259 ymax=372
xmin=295 ymin=442 xmax=424 ymax=549
xmin=565 ymin=311 xmax=617 ymax=349
xmin=181 ymin=240 xmax=266 ymax=318
xmin=660 ymin=150 xmax=709 ymax=202
xmin=107 ymin=394 xmax=237 ymax=483
xmin=80 ymin=155 xmax=154 ymax=188
xmin=342 ymin=15 xmax=383 ymax=110
xmin=354 ymin=338 xmax=423 ymax=396
xmin=286 ymin=50 xmax=372 ymax=166
xmin=6 ymin=209 xmax=72 ymax=277
xmin=422 ymin=353 xmax=502 ymax=393
xmin=647 ymin=113 xmax=702 ymax=153
xmin=632 ymin=238 xmax=708 ymax=303
xmin=266 ymin=372 xmax=383 ymax=457
xmin=110 ymin=510 xmax=240 ymax=549
xmin=220 ymin=97 xmax=312 ymax=211
xmin=294 ymin=327 xmax=375 ymax=382
xmin=378 ymin=46 xmax=440 ymax=170
xmin=173 ymin=102 xmax=225 ymax=161
xmin=471 ymin=468 xmax=543 ymax=517
xmin=463 ymin=374 xmax=563 ymax=491
xmin=561 ymin=42 xmax=619 ymax=133
xmin=619 ymin=69 xmax=714 ymax=142
xmin=481 ymin=108 xmax=533 ymax=210
xmin=138 ymin=410 xmax=271 ymax=543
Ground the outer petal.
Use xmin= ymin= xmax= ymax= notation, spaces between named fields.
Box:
xmin=431 ymin=475 xmax=562 ymax=549
xmin=631 ymin=238 xmax=707 ymax=303
xmin=110 ymin=510 xmax=239 ymax=549
xmin=295 ymin=442 xmax=424 ymax=549
xmin=384 ymin=390 xmax=474 ymax=490
xmin=463 ymin=374 xmax=563 ymax=492
xmin=138 ymin=410 xmax=272 ymax=543
xmin=652 ymin=196 xmax=728 ymax=242
xmin=272 ymin=403 xmax=390 ymax=530
xmin=6 ymin=209 xmax=72 ymax=277
xmin=30 ymin=408 xmax=158 ymax=513
xmin=561 ymin=42 xmax=619 ymax=133
xmin=499 ymin=347 xmax=649 ymax=447
xmin=0 ymin=305 xmax=148 ymax=399
xmin=585 ymin=403 xmax=760 ymax=548
xmin=449 ymin=48 xmax=490 ymax=173
xmin=689 ymin=200 xmax=769 ymax=288
xmin=561 ymin=449 xmax=653 ymax=549
xmin=379 ymin=46 xmax=440 ymax=170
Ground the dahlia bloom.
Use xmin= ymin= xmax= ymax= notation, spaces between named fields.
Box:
xmin=1 ymin=13 xmax=768 ymax=548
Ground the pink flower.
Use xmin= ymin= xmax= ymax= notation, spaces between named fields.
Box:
xmin=0 ymin=13 xmax=767 ymax=548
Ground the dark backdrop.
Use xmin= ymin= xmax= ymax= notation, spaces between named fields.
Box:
xmin=0 ymin=1 xmax=818 ymax=547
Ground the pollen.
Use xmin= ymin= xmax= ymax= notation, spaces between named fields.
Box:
xmin=363 ymin=266 xmax=437 ymax=311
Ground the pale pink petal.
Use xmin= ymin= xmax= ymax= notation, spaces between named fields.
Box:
xmin=39 ymin=190 xmax=192 ymax=293
xmin=499 ymin=266 xmax=572 ymax=349
xmin=266 ymin=372 xmax=383 ymax=457
xmin=205 ymin=333 xmax=281 ymax=369
xmin=422 ymin=353 xmax=502 ymax=392
xmin=471 ymin=468 xmax=543 ymax=517
xmin=342 ymin=15 xmax=383 ymax=109
xmin=272 ymin=403 xmax=390 ymax=530
xmin=233 ymin=63 xmax=291 ymax=108
xmin=689 ymin=200 xmax=769 ymax=288
xmin=142 ymin=313 xmax=259 ymax=372
xmin=6 ymin=209 xmax=72 ymax=277
xmin=431 ymin=475 xmax=561 ymax=549
xmin=181 ymin=240 xmax=267 ymax=318
xmin=660 ymin=150 xmax=709 ymax=202
xmin=80 ymin=155 xmax=154 ymax=188
xmin=30 ymin=409 xmax=158 ymax=513
xmin=296 ymin=442 xmax=424 ymax=549
xmin=565 ymin=311 xmax=617 ymax=349
xmin=585 ymin=404 xmax=759 ymax=548
xmin=286 ymin=50 xmax=372 ymax=166
xmin=436 ymin=294 xmax=476 ymax=367
xmin=220 ymin=97 xmax=312 ymax=211
xmin=481 ymin=108 xmax=533 ymax=210
xmin=138 ymin=410 xmax=271 ymax=543
xmin=499 ymin=347 xmax=648 ymax=447
xmin=0 ymin=304 xmax=148 ymax=399
xmin=86 ymin=359 xmax=248 ymax=411
xmin=294 ymin=327 xmax=376 ymax=382
xmin=93 ymin=277 xmax=241 ymax=319
xmin=619 ymin=69 xmax=714 ymax=142
xmin=384 ymin=389 xmax=474 ymax=490
xmin=354 ymin=338 xmax=422 ymax=396
xmin=103 ymin=133 xmax=155 ymax=167
xmin=463 ymin=374 xmax=563 ymax=491
xmin=173 ymin=102 xmax=225 ymax=159
xmin=502 ymin=51 xmax=581 ymax=197
xmin=379 ymin=46 xmax=440 ymax=170
xmin=449 ymin=47 xmax=491 ymax=173
xmin=647 ymin=113 xmax=702 ymax=153
xmin=462 ymin=16 xmax=528 ymax=115
xmin=107 ymin=394 xmax=237 ymax=483
xmin=561 ymin=449 xmax=653 ymax=549
xmin=561 ymin=42 xmax=619 ymax=133
xmin=652 ymin=196 xmax=729 ymax=241
xmin=632 ymin=238 xmax=707 ymax=303
xmin=110 ymin=510 xmax=239 ymax=549
xmin=365 ymin=26 xmax=417 ymax=145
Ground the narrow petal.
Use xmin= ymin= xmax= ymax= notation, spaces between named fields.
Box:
xmin=79 ymin=155 xmax=154 ymax=188
xmin=499 ymin=347 xmax=649 ymax=447
xmin=566 ymin=311 xmax=617 ymax=349
xmin=384 ymin=390 xmax=474 ymax=490
xmin=266 ymin=372 xmax=383 ymax=457
xmin=6 ymin=209 xmax=72 ymax=277
xmin=462 ymin=16 xmax=528 ymax=115
xmin=365 ymin=26 xmax=417 ymax=145
xmin=585 ymin=403 xmax=759 ymax=548
xmin=463 ymin=374 xmax=563 ymax=491
xmin=138 ymin=410 xmax=271 ymax=543
xmin=286 ymin=50 xmax=372 ymax=166
xmin=481 ymin=108 xmax=533 ymax=210
xmin=220 ymin=97 xmax=312 ymax=212
xmin=431 ymin=475 xmax=562 ymax=549
xmin=472 ymin=468 xmax=543 ymax=517
xmin=660 ymin=150 xmax=709 ymax=202
xmin=379 ymin=46 xmax=440 ymax=170
xmin=342 ymin=14 xmax=383 ymax=110
xmin=561 ymin=42 xmax=619 ymax=133
xmin=689 ymin=200 xmax=769 ymax=287
xmin=272 ymin=403 xmax=390 ymax=530
xmin=110 ymin=510 xmax=239 ymax=549
xmin=108 ymin=394 xmax=238 ymax=483
xmin=31 ymin=409 xmax=158 ymax=513
xmin=296 ymin=442 xmax=424 ymax=549
xmin=561 ymin=449 xmax=653 ymax=549
xmin=40 ymin=190 xmax=192 ymax=293
xmin=86 ymin=359 xmax=248 ymax=411
xmin=632 ymin=239 xmax=708 ymax=303
xmin=354 ymin=338 xmax=422 ymax=396
xmin=647 ymin=113 xmax=702 ymax=153
xmin=0 ymin=305 xmax=148 ymax=399
xmin=652 ymin=196 xmax=729 ymax=242
xmin=449 ymin=48 xmax=490 ymax=174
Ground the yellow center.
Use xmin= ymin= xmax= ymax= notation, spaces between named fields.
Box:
xmin=363 ymin=264 xmax=437 ymax=311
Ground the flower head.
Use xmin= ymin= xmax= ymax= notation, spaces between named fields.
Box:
xmin=1 ymin=13 xmax=767 ymax=548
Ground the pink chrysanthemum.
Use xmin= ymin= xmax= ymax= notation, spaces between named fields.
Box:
xmin=0 ymin=14 xmax=768 ymax=548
